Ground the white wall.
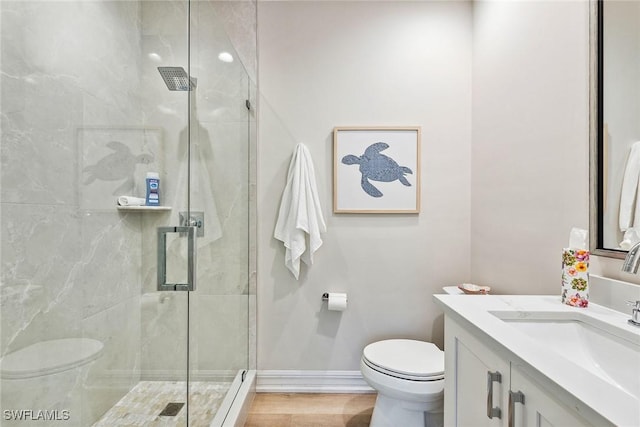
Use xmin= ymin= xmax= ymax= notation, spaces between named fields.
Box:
xmin=470 ymin=0 xmax=591 ymax=295
xmin=257 ymin=1 xmax=473 ymax=370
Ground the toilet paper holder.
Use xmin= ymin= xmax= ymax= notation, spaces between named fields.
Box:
xmin=322 ymin=293 xmax=347 ymax=301
xmin=322 ymin=292 xmax=348 ymax=311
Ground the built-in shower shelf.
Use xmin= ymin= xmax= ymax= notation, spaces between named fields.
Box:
xmin=117 ymin=206 xmax=172 ymax=212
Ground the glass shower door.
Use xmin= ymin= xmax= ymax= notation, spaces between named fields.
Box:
xmin=186 ymin=1 xmax=254 ymax=424
xmin=0 ymin=0 xmax=254 ymax=424
xmin=141 ymin=0 xmax=255 ymax=424
xmin=0 ymin=0 xmax=196 ymax=425
xmin=134 ymin=0 xmax=193 ymax=424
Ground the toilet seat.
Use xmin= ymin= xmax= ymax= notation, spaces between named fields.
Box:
xmin=362 ymin=339 xmax=444 ymax=381
xmin=0 ymin=338 xmax=104 ymax=379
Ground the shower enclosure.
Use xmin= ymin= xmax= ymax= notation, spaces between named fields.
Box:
xmin=0 ymin=1 xmax=256 ymax=425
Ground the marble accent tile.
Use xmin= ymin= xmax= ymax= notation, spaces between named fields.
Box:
xmin=78 ymin=128 xmax=164 ymax=211
xmin=92 ymin=380 xmax=230 ymax=427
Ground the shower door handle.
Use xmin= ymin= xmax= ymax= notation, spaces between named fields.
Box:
xmin=157 ymin=226 xmax=197 ymax=291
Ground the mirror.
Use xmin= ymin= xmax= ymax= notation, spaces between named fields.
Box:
xmin=591 ymin=0 xmax=640 ymax=258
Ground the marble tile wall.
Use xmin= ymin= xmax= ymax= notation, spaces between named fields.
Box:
xmin=1 ymin=0 xmax=256 ymax=424
xmin=1 ymin=1 xmax=145 ymax=425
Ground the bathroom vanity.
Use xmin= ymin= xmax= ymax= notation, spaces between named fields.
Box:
xmin=434 ymin=294 xmax=640 ymax=427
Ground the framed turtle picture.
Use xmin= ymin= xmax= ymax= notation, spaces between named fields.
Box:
xmin=333 ymin=126 xmax=421 ymax=213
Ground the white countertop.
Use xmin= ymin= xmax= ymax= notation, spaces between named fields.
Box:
xmin=433 ymin=294 xmax=640 ymax=426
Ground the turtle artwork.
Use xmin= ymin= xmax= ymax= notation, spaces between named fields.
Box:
xmin=83 ymin=140 xmax=154 ymax=195
xmin=341 ymin=142 xmax=413 ymax=198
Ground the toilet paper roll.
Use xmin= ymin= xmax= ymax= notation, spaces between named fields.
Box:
xmin=327 ymin=293 xmax=348 ymax=311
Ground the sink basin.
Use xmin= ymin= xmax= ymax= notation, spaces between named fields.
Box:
xmin=490 ymin=310 xmax=640 ymax=399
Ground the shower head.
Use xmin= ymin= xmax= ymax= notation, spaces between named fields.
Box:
xmin=157 ymin=67 xmax=197 ymax=91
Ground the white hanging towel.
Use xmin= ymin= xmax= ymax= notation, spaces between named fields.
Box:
xmin=274 ymin=143 xmax=327 ymax=279
xmin=619 ymin=141 xmax=640 ymax=231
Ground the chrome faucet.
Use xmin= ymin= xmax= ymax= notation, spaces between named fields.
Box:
xmin=621 ymin=241 xmax=640 ymax=273
xmin=627 ymin=301 xmax=640 ymax=326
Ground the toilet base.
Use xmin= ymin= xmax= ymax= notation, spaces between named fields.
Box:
xmin=369 ymin=393 xmax=443 ymax=427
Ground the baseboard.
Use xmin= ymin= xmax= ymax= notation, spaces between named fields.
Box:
xmin=256 ymin=370 xmax=375 ymax=393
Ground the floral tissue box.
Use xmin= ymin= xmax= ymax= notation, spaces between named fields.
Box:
xmin=561 ymin=248 xmax=589 ymax=308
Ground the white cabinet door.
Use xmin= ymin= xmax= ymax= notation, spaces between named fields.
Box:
xmin=445 ymin=316 xmax=509 ymax=427
xmin=509 ymin=367 xmax=590 ymax=427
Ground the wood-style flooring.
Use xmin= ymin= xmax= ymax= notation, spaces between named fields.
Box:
xmin=244 ymin=393 xmax=377 ymax=427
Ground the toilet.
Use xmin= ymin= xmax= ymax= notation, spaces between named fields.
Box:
xmin=361 ymin=287 xmax=463 ymax=426
xmin=361 ymin=338 xmax=444 ymax=427
xmin=0 ymin=338 xmax=104 ymax=427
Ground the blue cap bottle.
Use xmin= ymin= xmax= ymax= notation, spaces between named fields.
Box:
xmin=146 ymin=172 xmax=160 ymax=206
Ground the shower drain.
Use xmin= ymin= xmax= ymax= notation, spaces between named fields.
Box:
xmin=159 ymin=402 xmax=185 ymax=417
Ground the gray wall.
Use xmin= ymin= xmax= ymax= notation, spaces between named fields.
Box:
xmin=470 ymin=0 xmax=590 ymax=295
xmin=257 ymin=0 xmax=473 ymax=371
xmin=257 ymin=0 xmax=599 ymax=373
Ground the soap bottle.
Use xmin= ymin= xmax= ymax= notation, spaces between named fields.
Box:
xmin=146 ymin=172 xmax=160 ymax=206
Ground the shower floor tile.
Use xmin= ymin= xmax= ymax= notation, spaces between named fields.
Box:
xmin=93 ymin=380 xmax=230 ymax=427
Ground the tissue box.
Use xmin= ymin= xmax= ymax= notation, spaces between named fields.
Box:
xmin=561 ymin=248 xmax=589 ymax=307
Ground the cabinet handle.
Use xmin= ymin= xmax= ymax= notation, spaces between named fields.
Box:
xmin=508 ymin=390 xmax=525 ymax=427
xmin=486 ymin=371 xmax=502 ymax=419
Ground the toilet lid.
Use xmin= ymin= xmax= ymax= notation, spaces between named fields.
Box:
xmin=0 ymin=338 xmax=104 ymax=379
xmin=363 ymin=339 xmax=444 ymax=380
